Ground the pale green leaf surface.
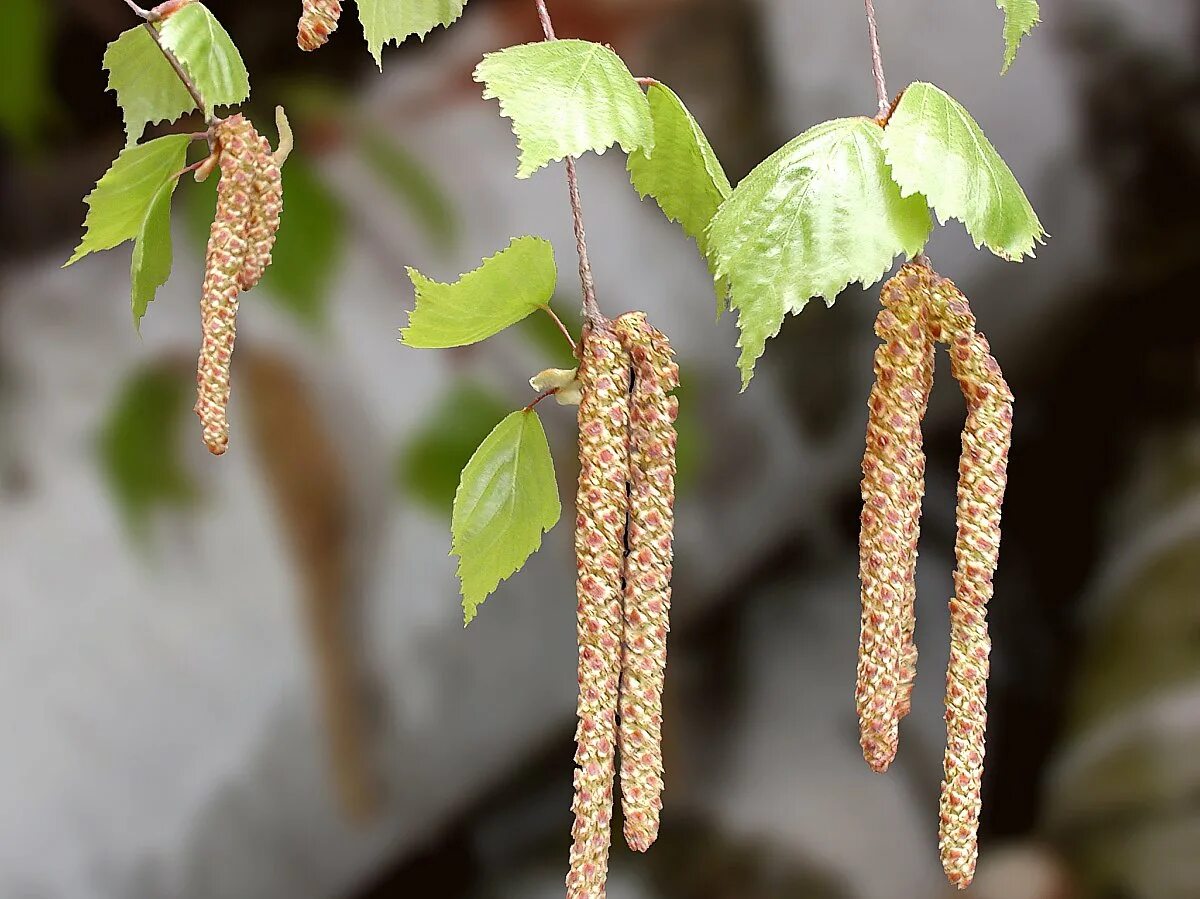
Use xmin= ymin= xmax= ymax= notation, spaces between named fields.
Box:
xmin=474 ymin=40 xmax=654 ymax=178
xmin=998 ymin=0 xmax=1040 ymax=72
xmin=355 ymin=0 xmax=468 ymax=69
xmin=882 ymin=82 xmax=1045 ymax=261
xmin=452 ymin=409 xmax=560 ymax=624
xmin=67 ymin=135 xmax=190 ymax=325
xmin=401 ymin=237 xmax=557 ymax=348
xmin=628 ymin=82 xmax=731 ymax=308
xmin=707 ymin=117 xmax=931 ymax=388
xmin=158 ymin=3 xmax=250 ymax=116
xmin=129 ymin=177 xmax=180 ymax=324
xmin=104 ymin=25 xmax=197 ymax=145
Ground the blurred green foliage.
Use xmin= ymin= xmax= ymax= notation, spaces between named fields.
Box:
xmin=397 ymin=380 xmax=511 ymax=514
xmin=359 ymin=125 xmax=459 ymax=250
xmin=0 ymin=0 xmax=57 ymax=151
xmin=98 ymin=361 xmax=196 ymax=541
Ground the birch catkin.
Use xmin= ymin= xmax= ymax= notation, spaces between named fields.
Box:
xmin=613 ymin=312 xmax=678 ymax=854
xmin=567 ymin=325 xmax=631 ymax=899
xmin=194 ymin=115 xmax=285 ymax=455
xmin=857 ymin=261 xmax=935 ymax=772
xmin=929 ymin=277 xmax=1013 ymax=890
xmin=297 ymin=0 xmax=342 ymax=51
xmin=195 ymin=116 xmax=258 ymax=455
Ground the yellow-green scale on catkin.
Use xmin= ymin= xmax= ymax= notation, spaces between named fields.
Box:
xmin=298 ymin=0 xmax=342 ymax=51
xmin=857 ymin=261 xmax=935 ymax=772
xmin=928 ymin=276 xmax=1013 ymax=890
xmin=612 ymin=312 xmax=678 ymax=854
xmin=195 ymin=116 xmax=259 ymax=456
xmin=567 ymin=325 xmax=631 ymax=899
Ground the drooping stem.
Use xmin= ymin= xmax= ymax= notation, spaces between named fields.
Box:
xmin=541 ymin=305 xmax=579 ymax=355
xmin=862 ymin=0 xmax=890 ymax=115
xmin=120 ymin=0 xmax=210 ymax=124
xmin=533 ymin=0 xmax=604 ymax=326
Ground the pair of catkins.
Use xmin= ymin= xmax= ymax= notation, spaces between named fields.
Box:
xmin=194 ymin=113 xmax=289 ymax=455
xmin=857 ymin=259 xmax=1014 ymax=889
xmin=568 ymin=313 xmax=679 ymax=898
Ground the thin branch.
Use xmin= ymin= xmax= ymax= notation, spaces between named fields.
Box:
xmin=119 ymin=0 xmax=210 ymax=124
xmin=862 ymin=0 xmax=890 ymax=116
xmin=141 ymin=22 xmax=208 ymax=118
xmin=123 ymin=0 xmax=153 ymax=18
xmin=533 ymin=0 xmax=604 ymax=326
xmin=634 ymin=76 xmax=661 ymax=88
xmin=524 ymin=388 xmax=560 ymax=412
xmin=541 ymin=306 xmax=578 ymax=356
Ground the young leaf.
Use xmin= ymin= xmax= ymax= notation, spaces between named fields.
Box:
xmin=627 ymin=82 xmax=732 ymax=308
xmin=98 ymin=361 xmax=197 ymax=542
xmin=66 ymin=134 xmax=191 ymax=323
xmin=355 ymin=0 xmax=468 ymax=69
xmin=401 ymin=237 xmax=557 ymax=348
xmin=882 ymin=82 xmax=1045 ymax=261
xmin=474 ymin=40 xmax=654 ymax=179
xmin=707 ymin=117 xmax=931 ymax=388
xmin=997 ymin=0 xmax=1040 ymax=73
xmin=104 ymin=24 xmax=198 ymax=145
xmin=452 ymin=409 xmax=560 ymax=624
xmin=158 ymin=2 xmax=250 ymax=116
xmin=397 ymin=381 xmax=511 ymax=512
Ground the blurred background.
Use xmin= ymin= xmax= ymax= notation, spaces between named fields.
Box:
xmin=2 ymin=0 xmax=1198 ymax=896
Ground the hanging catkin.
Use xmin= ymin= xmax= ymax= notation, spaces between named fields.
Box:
xmin=297 ymin=0 xmax=342 ymax=51
xmin=194 ymin=115 xmax=285 ymax=455
xmin=928 ymin=275 xmax=1013 ymax=890
xmin=567 ymin=325 xmax=631 ymax=899
xmin=613 ymin=312 xmax=678 ymax=853
xmin=856 ymin=261 xmax=935 ymax=772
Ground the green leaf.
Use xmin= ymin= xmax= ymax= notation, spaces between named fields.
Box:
xmin=452 ymin=409 xmax=560 ymax=624
xmin=129 ymin=177 xmax=179 ymax=324
xmin=707 ymin=117 xmax=931 ymax=388
xmin=0 ymin=0 xmax=57 ymax=151
xmin=627 ymin=82 xmax=731 ymax=309
xmin=882 ymin=82 xmax=1045 ymax=261
xmin=474 ymin=39 xmax=654 ymax=179
xmin=158 ymin=2 xmax=250 ymax=116
xmin=66 ymin=134 xmax=191 ymax=323
xmin=401 ymin=237 xmax=557 ymax=348
xmin=355 ymin=0 xmax=468 ymax=69
xmin=397 ymin=381 xmax=511 ymax=512
xmin=98 ymin=361 xmax=197 ymax=542
xmin=998 ymin=0 xmax=1040 ymax=72
xmin=258 ymin=156 xmax=344 ymax=329
xmin=359 ymin=126 xmax=458 ymax=249
xmin=104 ymin=24 xmax=198 ymax=145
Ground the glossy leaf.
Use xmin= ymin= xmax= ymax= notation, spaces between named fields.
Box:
xmin=628 ymin=82 xmax=732 ymax=308
xmin=66 ymin=134 xmax=191 ymax=324
xmin=104 ymin=24 xmax=197 ymax=145
xmin=452 ymin=409 xmax=560 ymax=624
xmin=401 ymin=237 xmax=557 ymax=348
xmin=474 ymin=40 xmax=654 ymax=178
xmin=158 ymin=2 xmax=250 ymax=116
xmin=707 ymin=117 xmax=931 ymax=387
xmin=356 ymin=0 xmax=468 ymax=69
xmin=998 ymin=0 xmax=1040 ymax=72
xmin=882 ymin=82 xmax=1045 ymax=260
